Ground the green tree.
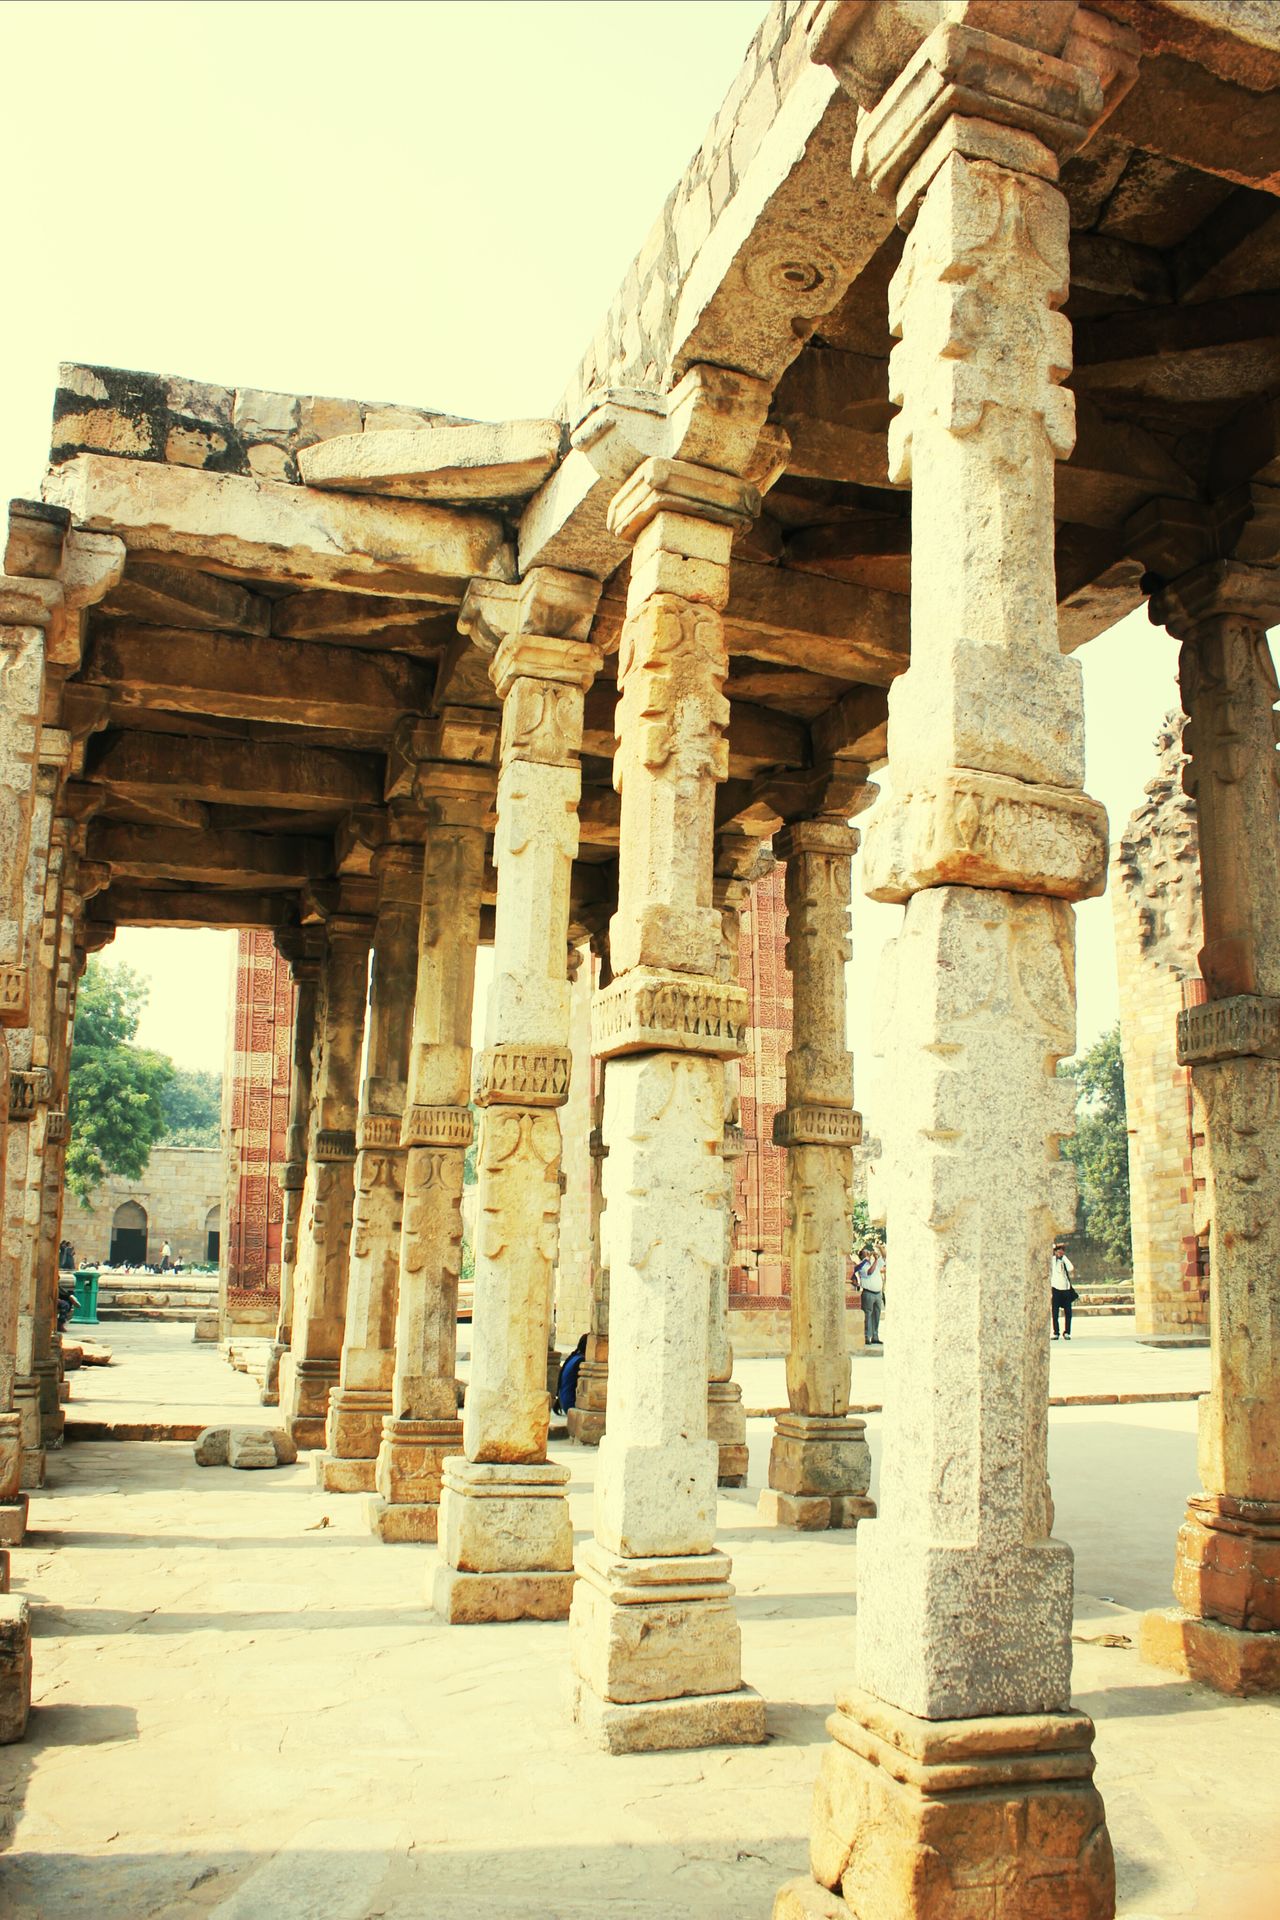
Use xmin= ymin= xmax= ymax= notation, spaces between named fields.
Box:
xmin=66 ymin=959 xmax=175 ymax=1204
xmin=160 ymin=1066 xmax=222 ymax=1146
xmin=1060 ymin=1025 xmax=1132 ymax=1268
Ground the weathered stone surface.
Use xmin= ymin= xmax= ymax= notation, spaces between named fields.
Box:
xmin=45 ymin=455 xmax=515 ymax=597
xmin=0 ymin=1499 xmax=28 ymax=1548
xmin=570 ymin=1543 xmax=744 ymax=1704
xmin=863 ymin=771 xmax=1110 ymax=904
xmin=432 ymin=1564 xmax=576 ymax=1625
xmin=439 ymin=1458 xmax=573 ymax=1575
xmin=0 ymin=1595 xmax=32 ymax=1744
xmin=228 ymin=1430 xmax=281 ymax=1470
xmin=299 ymin=421 xmax=563 ymax=501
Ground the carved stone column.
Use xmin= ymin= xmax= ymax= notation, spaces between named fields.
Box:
xmin=433 ymin=567 xmax=602 ymax=1624
xmin=1140 ymin=561 xmax=1280 ymax=1696
xmin=370 ymin=760 xmax=491 ymax=1542
xmin=569 ymin=366 xmax=771 ymax=1753
xmin=32 ymin=867 xmax=80 ymax=1459
xmin=777 ymin=16 xmax=1133 ymax=1916
xmin=261 ymin=932 xmax=323 ymax=1406
xmin=566 ymin=934 xmax=610 ymax=1447
xmin=319 ymin=836 xmax=423 ymax=1492
xmin=279 ymin=910 xmax=372 ymax=1448
xmin=763 ymin=816 xmax=874 ymax=1531
xmin=707 ymin=863 xmax=752 ymax=1489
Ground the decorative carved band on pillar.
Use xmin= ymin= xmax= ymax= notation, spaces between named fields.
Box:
xmin=1139 ymin=559 xmax=1280 ymax=1698
xmin=776 ymin=12 xmax=1137 ymax=1915
xmin=7 ymin=1068 xmax=51 ymax=1123
xmin=433 ymin=568 xmax=603 ymax=1620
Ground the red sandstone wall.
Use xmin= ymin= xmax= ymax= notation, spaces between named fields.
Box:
xmin=732 ymin=862 xmax=791 ymax=1315
xmin=223 ymin=930 xmax=295 ymax=1318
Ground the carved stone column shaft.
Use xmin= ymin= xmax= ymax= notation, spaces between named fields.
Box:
xmin=279 ymin=916 xmax=371 ymax=1448
xmin=434 ymin=568 xmax=602 ymax=1625
xmin=371 ymin=771 xmax=489 ymax=1543
xmin=261 ymin=940 xmax=321 ymax=1405
xmin=320 ymin=840 xmax=423 ymax=1492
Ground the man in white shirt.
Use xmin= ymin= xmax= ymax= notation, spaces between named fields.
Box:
xmin=1050 ymin=1241 xmax=1076 ymax=1340
xmin=857 ymin=1245 xmax=885 ymax=1347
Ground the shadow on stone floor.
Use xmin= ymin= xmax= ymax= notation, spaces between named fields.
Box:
xmin=1075 ymin=1680 xmax=1228 ymax=1721
xmin=0 ymin=1835 xmax=815 ymax=1918
xmin=734 ymin=1592 xmax=857 ymax=1621
xmin=19 ymin=1529 xmax=359 ymax=1552
xmin=26 ymin=1604 xmax=430 ymax=1637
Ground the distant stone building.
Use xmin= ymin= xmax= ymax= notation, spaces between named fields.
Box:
xmin=62 ymin=1146 xmax=222 ymax=1269
xmin=1112 ymin=715 xmax=1209 ymax=1343
xmin=219 ymin=931 xmax=296 ymax=1335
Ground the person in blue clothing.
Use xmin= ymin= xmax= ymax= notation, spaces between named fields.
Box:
xmin=555 ymin=1333 xmax=588 ymax=1414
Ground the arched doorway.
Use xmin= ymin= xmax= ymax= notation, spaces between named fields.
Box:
xmin=110 ymin=1200 xmax=148 ymax=1267
xmin=205 ymin=1203 xmax=221 ymax=1264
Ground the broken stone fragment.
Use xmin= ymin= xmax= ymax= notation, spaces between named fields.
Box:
xmin=193 ymin=1426 xmax=298 ymax=1468
xmin=298 ymin=421 xmax=563 ymax=502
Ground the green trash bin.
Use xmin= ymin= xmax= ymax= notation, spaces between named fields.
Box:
xmin=70 ymin=1269 xmax=99 ymax=1326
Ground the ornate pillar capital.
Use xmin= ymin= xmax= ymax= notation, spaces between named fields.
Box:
xmin=1152 ymin=560 xmax=1280 ymax=643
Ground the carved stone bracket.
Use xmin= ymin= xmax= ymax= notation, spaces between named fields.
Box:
xmin=401 ymin=1103 xmax=475 ymax=1149
xmin=592 ymin=968 xmax=748 ymax=1062
xmin=0 ymin=964 xmax=28 ymax=1025
xmin=473 ymin=1044 xmax=572 ymax=1108
xmin=45 ymin=1109 xmax=67 ymax=1145
xmin=8 ymin=1066 xmax=52 ymax=1122
xmin=773 ymin=1105 xmax=864 ymax=1149
xmin=1177 ymin=994 xmax=1280 ymax=1066
xmin=315 ymin=1128 xmax=357 ymax=1162
xmin=279 ymin=1159 xmax=307 ymax=1193
xmin=359 ymin=1113 xmax=404 ymax=1152
xmin=863 ymin=770 xmax=1110 ymax=904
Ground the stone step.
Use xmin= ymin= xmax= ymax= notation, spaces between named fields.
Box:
xmin=96 ymin=1305 xmax=202 ymax=1323
xmin=1072 ymin=1302 xmax=1134 ymax=1316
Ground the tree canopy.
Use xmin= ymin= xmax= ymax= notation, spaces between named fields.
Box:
xmin=1060 ymin=1025 xmax=1132 ymax=1269
xmin=160 ymin=1066 xmax=222 ymax=1146
xmin=66 ymin=960 xmax=176 ymax=1204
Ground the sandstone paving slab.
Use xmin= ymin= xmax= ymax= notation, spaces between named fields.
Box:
xmin=1 ymin=1362 xmax=1276 ymax=1918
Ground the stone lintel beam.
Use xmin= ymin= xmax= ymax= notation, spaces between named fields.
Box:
xmin=81 ymin=623 xmax=433 ymax=735
xmin=811 ymin=684 xmax=890 ymax=764
xmin=43 ymin=454 xmax=516 ymax=599
xmin=86 ymin=821 xmax=332 ymax=891
xmin=101 ymin=559 xmax=270 ymax=635
xmin=385 ymin=713 xmax=500 ymax=809
xmin=86 ymin=731 xmax=383 ymax=814
xmin=91 ymin=884 xmax=297 ymax=930
xmin=271 ymin=589 xmax=440 ymax=642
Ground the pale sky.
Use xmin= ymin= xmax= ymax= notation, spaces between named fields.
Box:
xmin=5 ymin=4 xmax=1255 ymax=1092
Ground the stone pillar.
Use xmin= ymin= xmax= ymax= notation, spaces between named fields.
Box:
xmin=1140 ymin=562 xmax=1280 ymax=1696
xmin=279 ymin=912 xmax=372 ymax=1448
xmin=319 ymin=837 xmax=423 ymax=1492
xmin=569 ymin=366 xmax=771 ymax=1753
xmin=370 ymin=762 xmax=490 ymax=1542
xmin=707 ymin=863 xmax=751 ymax=1488
xmin=763 ymin=817 xmax=873 ymax=1532
xmin=553 ymin=940 xmax=595 ymax=1351
xmin=0 ymin=600 xmax=47 ymax=1550
xmin=262 ymin=933 xmax=322 ymax=1405
xmin=567 ymin=936 xmax=609 ymax=1447
xmin=433 ymin=566 xmax=602 ymax=1625
xmin=777 ymin=20 xmax=1128 ymax=1915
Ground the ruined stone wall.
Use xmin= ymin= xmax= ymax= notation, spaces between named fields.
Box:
xmin=1112 ymin=714 xmax=1209 ymax=1341
xmin=220 ymin=931 xmax=295 ymax=1332
xmin=62 ymin=1147 xmax=222 ymax=1268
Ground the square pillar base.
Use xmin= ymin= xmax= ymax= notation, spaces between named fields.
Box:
xmin=768 ymin=1412 xmax=872 ymax=1506
xmin=324 ymin=1386 xmax=391 ymax=1467
xmin=313 ymin=1452 xmax=376 ymax=1495
xmin=283 ymin=1357 xmax=338 ymax=1450
xmin=365 ymin=1495 xmax=440 ymax=1543
xmin=19 ymin=1451 xmax=45 ymax=1494
xmin=1140 ymin=1605 xmax=1280 ymax=1696
xmin=709 ymin=1380 xmax=748 ymax=1487
xmin=0 ymin=1499 xmax=29 ymax=1549
xmin=572 ymin=1678 xmax=765 ymax=1753
xmin=1171 ymin=1494 xmax=1280 ymax=1632
xmin=0 ymin=1595 xmax=32 ymax=1744
xmin=567 ymin=1357 xmax=607 ymax=1446
xmin=433 ymin=1456 xmax=575 ymax=1623
xmin=0 ymin=1549 xmax=8 ymax=1593
xmin=786 ymin=1687 xmax=1113 ymax=1920
xmin=759 ymin=1489 xmax=876 ymax=1532
xmin=569 ymin=1540 xmax=761 ymax=1750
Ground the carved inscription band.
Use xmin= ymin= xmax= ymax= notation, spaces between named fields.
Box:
xmin=1177 ymin=994 xmax=1280 ymax=1066
xmin=401 ymin=1103 xmax=475 ymax=1149
xmin=473 ymin=1044 xmax=572 ymax=1108
xmin=592 ymin=968 xmax=748 ymax=1062
xmin=315 ymin=1128 xmax=358 ymax=1162
xmin=773 ymin=1104 xmax=863 ymax=1149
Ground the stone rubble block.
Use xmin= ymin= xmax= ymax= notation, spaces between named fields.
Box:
xmin=298 ymin=421 xmax=564 ymax=503
xmin=193 ymin=1426 xmax=299 ymax=1469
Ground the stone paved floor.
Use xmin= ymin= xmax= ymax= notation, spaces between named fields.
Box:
xmin=4 ymin=1329 xmax=1277 ymax=1919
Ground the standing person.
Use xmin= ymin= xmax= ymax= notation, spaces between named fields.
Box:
xmin=857 ymin=1243 xmax=885 ymax=1348
xmin=1051 ymin=1240 xmax=1077 ymax=1340
xmin=160 ymin=1239 xmax=173 ymax=1274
